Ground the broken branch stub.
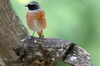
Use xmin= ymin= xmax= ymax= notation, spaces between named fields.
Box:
xmin=12 ymin=36 xmax=91 ymax=66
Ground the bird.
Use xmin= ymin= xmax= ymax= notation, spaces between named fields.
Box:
xmin=25 ymin=1 xmax=47 ymax=37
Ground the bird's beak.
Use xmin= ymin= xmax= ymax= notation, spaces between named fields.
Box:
xmin=25 ymin=5 xmax=28 ymax=7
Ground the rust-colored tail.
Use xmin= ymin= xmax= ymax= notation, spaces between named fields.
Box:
xmin=37 ymin=30 xmax=44 ymax=37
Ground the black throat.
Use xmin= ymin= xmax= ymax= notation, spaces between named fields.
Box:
xmin=28 ymin=5 xmax=39 ymax=10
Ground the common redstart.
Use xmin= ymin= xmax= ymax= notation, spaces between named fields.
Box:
xmin=25 ymin=1 xmax=47 ymax=37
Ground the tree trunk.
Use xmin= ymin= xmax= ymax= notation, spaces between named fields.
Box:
xmin=0 ymin=0 xmax=28 ymax=66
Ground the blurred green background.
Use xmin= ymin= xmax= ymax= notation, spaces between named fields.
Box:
xmin=11 ymin=0 xmax=100 ymax=66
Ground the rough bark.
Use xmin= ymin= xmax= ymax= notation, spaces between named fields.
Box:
xmin=8 ymin=36 xmax=91 ymax=66
xmin=0 ymin=0 xmax=28 ymax=66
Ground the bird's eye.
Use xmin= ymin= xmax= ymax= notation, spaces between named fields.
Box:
xmin=28 ymin=4 xmax=30 ymax=6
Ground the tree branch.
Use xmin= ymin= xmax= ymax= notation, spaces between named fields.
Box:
xmin=6 ymin=36 xmax=92 ymax=66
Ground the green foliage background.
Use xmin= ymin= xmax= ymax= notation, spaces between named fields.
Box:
xmin=11 ymin=0 xmax=100 ymax=66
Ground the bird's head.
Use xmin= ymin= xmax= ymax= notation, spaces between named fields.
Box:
xmin=25 ymin=1 xmax=40 ymax=10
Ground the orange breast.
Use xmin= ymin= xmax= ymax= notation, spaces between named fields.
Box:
xmin=26 ymin=9 xmax=47 ymax=32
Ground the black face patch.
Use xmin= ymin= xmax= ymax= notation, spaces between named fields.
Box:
xmin=28 ymin=4 xmax=39 ymax=10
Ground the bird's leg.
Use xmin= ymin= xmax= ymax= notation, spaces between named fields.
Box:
xmin=32 ymin=31 xmax=35 ymax=36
